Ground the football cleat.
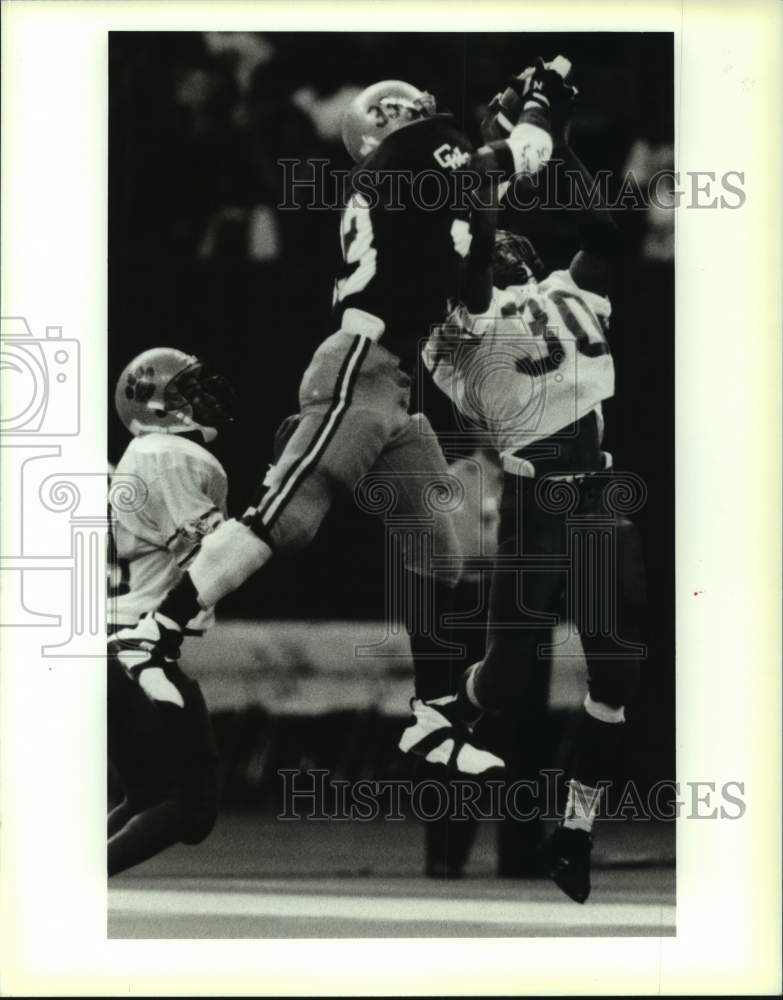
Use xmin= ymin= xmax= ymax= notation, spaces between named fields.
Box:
xmin=398 ymin=697 xmax=505 ymax=777
xmin=544 ymin=824 xmax=593 ymax=903
xmin=108 ymin=612 xmax=183 ymax=674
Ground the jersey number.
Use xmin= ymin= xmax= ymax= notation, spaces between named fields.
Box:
xmin=516 ymin=289 xmax=609 ymax=377
xmin=333 ymin=196 xmax=377 ymax=305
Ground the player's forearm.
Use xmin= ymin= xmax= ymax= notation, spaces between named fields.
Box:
xmin=560 ymin=142 xmax=620 ymax=257
xmin=472 ymin=107 xmax=554 ymax=182
xmin=474 ymin=56 xmax=576 ymax=181
xmin=461 ymin=204 xmax=497 ymax=314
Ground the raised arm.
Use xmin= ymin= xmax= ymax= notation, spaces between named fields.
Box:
xmin=559 ymin=140 xmax=620 ymax=296
xmin=458 ymin=58 xmax=577 ymax=312
xmin=475 ymin=56 xmax=576 ymax=181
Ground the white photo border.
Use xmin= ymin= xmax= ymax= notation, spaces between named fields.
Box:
xmin=1 ymin=0 xmax=780 ymax=994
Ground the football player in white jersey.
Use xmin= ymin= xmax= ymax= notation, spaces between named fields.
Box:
xmin=107 ymin=347 xmax=234 ymax=875
xmin=424 ymin=137 xmax=647 ymax=902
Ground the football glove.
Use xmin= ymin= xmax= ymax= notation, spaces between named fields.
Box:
xmin=481 ymin=55 xmax=577 ymax=142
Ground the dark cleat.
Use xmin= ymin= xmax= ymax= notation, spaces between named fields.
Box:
xmin=545 ymin=824 xmax=593 ymax=903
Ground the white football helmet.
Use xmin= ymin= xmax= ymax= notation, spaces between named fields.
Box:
xmin=115 ymin=346 xmax=235 ymax=442
xmin=341 ymin=79 xmax=437 ymax=163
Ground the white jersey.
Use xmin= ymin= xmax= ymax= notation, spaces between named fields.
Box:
xmin=423 ymin=269 xmax=615 ymax=462
xmin=108 ymin=433 xmax=228 ymax=630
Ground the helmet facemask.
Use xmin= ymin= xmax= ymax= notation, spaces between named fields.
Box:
xmin=164 ymin=362 xmax=236 ymax=439
xmin=491 ymin=231 xmax=545 ymax=290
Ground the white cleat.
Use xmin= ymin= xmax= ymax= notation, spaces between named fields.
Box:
xmin=398 ymin=697 xmax=505 ymax=777
xmin=108 ymin=612 xmax=183 ymax=672
xmin=136 ymin=666 xmax=185 ymax=707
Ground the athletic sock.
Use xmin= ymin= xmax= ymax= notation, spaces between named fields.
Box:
xmin=563 ymin=779 xmax=603 ymax=833
xmin=451 ymin=661 xmax=483 ymax=723
xmin=157 ymin=572 xmax=201 ymax=631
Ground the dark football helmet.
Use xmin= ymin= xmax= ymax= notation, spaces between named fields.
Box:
xmin=492 ymin=230 xmax=545 ymax=289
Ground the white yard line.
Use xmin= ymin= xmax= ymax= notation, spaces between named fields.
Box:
xmin=109 ymin=888 xmax=675 ymax=930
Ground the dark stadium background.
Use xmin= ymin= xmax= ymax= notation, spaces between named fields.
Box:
xmin=108 ymin=33 xmax=674 ymax=808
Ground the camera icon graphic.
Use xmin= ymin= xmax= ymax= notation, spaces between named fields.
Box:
xmin=0 ymin=317 xmax=80 ymax=435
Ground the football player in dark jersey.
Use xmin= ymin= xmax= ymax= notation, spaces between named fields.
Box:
xmin=111 ymin=59 xmax=576 ymax=779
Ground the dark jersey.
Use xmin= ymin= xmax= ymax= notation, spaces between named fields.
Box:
xmin=332 ymin=115 xmax=488 ymax=371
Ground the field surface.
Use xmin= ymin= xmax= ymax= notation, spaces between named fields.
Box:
xmin=109 ymin=813 xmax=675 ymax=938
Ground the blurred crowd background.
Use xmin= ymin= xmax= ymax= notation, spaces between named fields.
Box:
xmin=109 ymin=32 xmax=675 ymax=813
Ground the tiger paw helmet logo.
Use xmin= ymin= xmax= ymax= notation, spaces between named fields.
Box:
xmin=124 ymin=366 xmax=155 ymax=403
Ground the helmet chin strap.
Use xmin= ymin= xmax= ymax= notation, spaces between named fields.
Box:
xmin=129 ymin=413 xmax=218 ymax=443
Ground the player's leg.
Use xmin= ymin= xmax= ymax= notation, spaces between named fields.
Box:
xmin=432 ymin=467 xmax=570 ymax=874
xmin=108 ymin=799 xmax=134 ymax=837
xmin=373 ymin=414 xmax=504 ymax=776
xmin=368 ymin=413 xmax=464 ymax=699
xmin=245 ymin=355 xmax=406 ymax=554
xmin=162 ymin=664 xmax=220 ymax=847
xmin=454 ymin=470 xmax=564 ymax=858
xmin=570 ymin=518 xmax=645 ymax=795
xmin=107 ymin=657 xmax=220 ymax=874
xmin=108 ymin=798 xmax=186 ymax=876
xmin=107 ymin=657 xmax=174 ymax=806
xmin=545 ymin=481 xmax=646 ymax=903
xmin=117 ymin=332 xmax=410 ymax=650
xmin=107 ymin=681 xmax=210 ymax=877
xmin=468 ymin=478 xmax=558 ymax=875
xmin=461 ymin=470 xmax=565 ymax=712
xmin=107 ymin=654 xmax=183 ymax=875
